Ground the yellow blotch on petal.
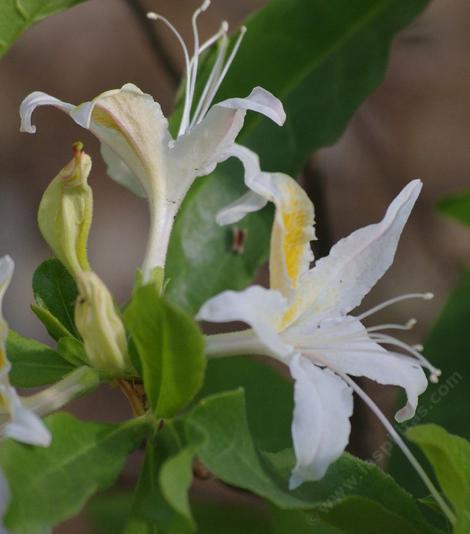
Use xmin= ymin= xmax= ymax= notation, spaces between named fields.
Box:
xmin=269 ymin=175 xmax=315 ymax=299
xmin=92 ymin=106 xmax=122 ymax=132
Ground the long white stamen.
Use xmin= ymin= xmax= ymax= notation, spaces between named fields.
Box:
xmin=368 ymin=332 xmax=441 ymax=381
xmin=186 ymin=1 xmax=211 ymax=132
xmin=338 ymin=372 xmax=456 ymax=526
xmin=191 ymin=35 xmax=229 ymax=127
xmin=367 ymin=318 xmax=417 ymax=333
xmin=195 ymin=26 xmax=247 ymax=124
xmin=198 ymin=21 xmax=229 ymax=55
xmin=357 ymin=293 xmax=434 ymax=321
xmin=191 ymin=24 xmax=229 ymax=127
xmin=147 ymin=12 xmax=193 ymax=137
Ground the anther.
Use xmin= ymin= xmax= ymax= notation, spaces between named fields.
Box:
xmin=430 ymin=370 xmax=441 ymax=384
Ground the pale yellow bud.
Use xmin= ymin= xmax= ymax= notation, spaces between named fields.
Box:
xmin=38 ymin=142 xmax=93 ymax=276
xmin=75 ymin=271 xmax=133 ymax=374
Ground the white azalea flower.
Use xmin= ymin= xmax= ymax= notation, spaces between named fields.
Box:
xmin=19 ymin=2 xmax=285 ymax=282
xmin=198 ymin=176 xmax=442 ymax=489
xmin=0 ymin=256 xmax=50 ymax=447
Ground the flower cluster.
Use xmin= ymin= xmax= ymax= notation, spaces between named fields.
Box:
xmin=1 ymin=0 xmax=444 ymax=511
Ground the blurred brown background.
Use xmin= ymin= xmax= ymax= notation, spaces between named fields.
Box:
xmin=0 ymin=0 xmax=469 ymax=531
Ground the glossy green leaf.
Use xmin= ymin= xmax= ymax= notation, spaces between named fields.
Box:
xmin=124 ymin=284 xmax=205 ymax=419
xmin=390 ymin=272 xmax=470 ymax=494
xmin=317 ymin=496 xmax=434 ymax=534
xmin=197 ymin=355 xmax=293 ymax=451
xmin=57 ymin=335 xmax=88 ymax=366
xmin=269 ymin=508 xmax=340 ymax=534
xmin=32 ymin=258 xmax=79 ymax=339
xmin=166 ymin=161 xmax=273 ymax=314
xmin=6 ymin=329 xmax=74 ymax=387
xmin=184 ymin=390 xmax=436 ymax=532
xmin=89 ymin=492 xmax=272 ymax=534
xmin=0 ymin=0 xmax=86 ymax=58
xmin=127 ymin=427 xmax=194 ymax=534
xmin=407 ymin=424 xmax=470 ymax=534
xmin=0 ymin=412 xmax=149 ymax=534
xmin=166 ymin=0 xmax=430 ymax=314
xmin=437 ymin=191 xmax=470 ymax=226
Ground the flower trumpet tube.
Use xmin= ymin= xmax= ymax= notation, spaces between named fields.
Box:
xmin=38 ymin=142 xmax=93 ymax=277
xmin=19 ymin=2 xmax=285 ymax=283
xmin=198 ymin=176 xmax=452 ymax=522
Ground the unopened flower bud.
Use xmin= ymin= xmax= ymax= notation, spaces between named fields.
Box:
xmin=38 ymin=142 xmax=93 ymax=276
xmin=75 ymin=272 xmax=133 ymax=374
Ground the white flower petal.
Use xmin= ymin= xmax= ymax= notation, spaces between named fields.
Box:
xmin=19 ymin=91 xmax=76 ymax=133
xmin=3 ymin=407 xmax=51 ymax=447
xmin=267 ymin=173 xmax=315 ymax=299
xmin=100 ymin=144 xmax=146 ymax=199
xmin=218 ymin=86 xmax=286 ymax=126
xmin=216 ymin=190 xmax=267 ymax=225
xmin=197 ymin=286 xmax=292 ymax=359
xmin=88 ymin=85 xmax=170 ymax=203
xmin=215 ymin=144 xmax=266 ymax=225
xmin=1 ymin=388 xmax=51 ymax=447
xmin=288 ymin=316 xmax=428 ymax=423
xmin=289 ymin=356 xmax=353 ymax=487
xmin=20 ymin=85 xmax=170 ymax=204
xmin=298 ymin=179 xmax=422 ymax=319
xmin=168 ymin=88 xmax=284 ymax=206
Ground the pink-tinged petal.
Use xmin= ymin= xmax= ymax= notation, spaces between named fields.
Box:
xmin=197 ymin=286 xmax=292 ymax=359
xmin=297 ymin=180 xmax=422 ymax=320
xmin=289 ymin=356 xmax=353 ymax=487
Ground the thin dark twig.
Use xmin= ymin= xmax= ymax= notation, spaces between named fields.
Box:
xmin=123 ymin=0 xmax=181 ymax=88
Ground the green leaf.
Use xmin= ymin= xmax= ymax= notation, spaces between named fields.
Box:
xmin=87 ymin=492 xmax=134 ymax=534
xmin=165 ymin=161 xmax=273 ymax=314
xmin=390 ymin=272 xmax=470 ymax=493
xmin=89 ymin=492 xmax=272 ymax=534
xmin=124 ymin=284 xmax=205 ymax=419
xmin=159 ymin=447 xmax=195 ymax=523
xmin=437 ymin=191 xmax=470 ymax=226
xmin=317 ymin=496 xmax=434 ymax=534
xmin=407 ymin=424 xmax=469 ymax=533
xmin=197 ymin=355 xmax=294 ymax=451
xmin=32 ymin=258 xmax=79 ymax=340
xmin=0 ymin=412 xmax=149 ymax=534
xmin=269 ymin=507 xmax=340 ymax=533
xmin=57 ymin=336 xmax=88 ymax=366
xmin=0 ymin=0 xmax=86 ymax=59
xmin=127 ymin=428 xmax=194 ymax=534
xmin=6 ymin=329 xmax=74 ymax=387
xmin=166 ymin=0 xmax=430 ymax=314
xmin=184 ymin=390 xmax=436 ymax=532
